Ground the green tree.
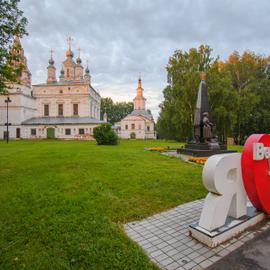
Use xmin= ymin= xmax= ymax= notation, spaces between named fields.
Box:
xmin=93 ymin=123 xmax=118 ymax=145
xmin=242 ymin=65 xmax=270 ymax=137
xmin=207 ymin=60 xmax=238 ymax=142
xmin=157 ymin=45 xmax=235 ymax=141
xmin=224 ymin=51 xmax=267 ymax=144
xmin=0 ymin=0 xmax=28 ymax=93
xmin=100 ymin=97 xmax=133 ymax=124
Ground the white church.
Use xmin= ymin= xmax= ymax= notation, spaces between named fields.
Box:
xmin=116 ymin=77 xmax=156 ymax=139
xmin=0 ymin=37 xmax=103 ymax=140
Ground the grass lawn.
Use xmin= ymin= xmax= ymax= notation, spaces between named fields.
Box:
xmin=0 ymin=140 xmax=241 ymax=270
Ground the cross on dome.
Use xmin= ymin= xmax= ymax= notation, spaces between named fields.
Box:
xmin=50 ymin=49 xmax=54 ymax=59
xmin=67 ymin=36 xmax=73 ymax=50
xmin=49 ymin=49 xmax=55 ymax=65
xmin=66 ymin=36 xmax=74 ymax=58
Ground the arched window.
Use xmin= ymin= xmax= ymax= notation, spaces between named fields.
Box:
xmin=67 ymin=68 xmax=69 ymax=77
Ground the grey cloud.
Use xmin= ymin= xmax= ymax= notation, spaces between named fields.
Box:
xmin=19 ymin=0 xmax=270 ymax=120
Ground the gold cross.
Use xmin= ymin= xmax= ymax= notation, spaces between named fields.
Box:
xmin=50 ymin=49 xmax=54 ymax=59
xmin=67 ymin=36 xmax=73 ymax=50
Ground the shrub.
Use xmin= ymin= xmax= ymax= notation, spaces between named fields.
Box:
xmin=93 ymin=123 xmax=118 ymax=145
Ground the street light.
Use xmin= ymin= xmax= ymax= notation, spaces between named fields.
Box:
xmin=4 ymin=97 xmax=12 ymax=143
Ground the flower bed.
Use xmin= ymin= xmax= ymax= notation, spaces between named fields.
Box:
xmin=145 ymin=147 xmax=167 ymax=152
xmin=188 ymin=156 xmax=208 ymax=165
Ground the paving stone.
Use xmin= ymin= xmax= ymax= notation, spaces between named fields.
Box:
xmin=124 ymin=199 xmax=270 ymax=270
xmin=150 ymin=250 xmax=163 ymax=258
xmin=166 ymin=261 xmax=180 ymax=270
xmin=156 ymin=252 xmax=169 ymax=262
xmin=183 ymin=261 xmax=197 ymax=270
xmin=187 ymin=251 xmax=200 ymax=260
xmin=193 ymin=255 xmax=206 ymax=264
xmin=166 ymin=248 xmax=179 ymax=257
xmin=209 ymin=255 xmax=221 ymax=263
xmin=217 ymin=248 xmax=231 ymax=257
xmin=199 ymin=259 xmax=213 ymax=269
xmin=160 ymin=257 xmax=174 ymax=267
xmin=192 ymin=265 xmax=203 ymax=270
xmin=181 ymin=248 xmax=193 ymax=256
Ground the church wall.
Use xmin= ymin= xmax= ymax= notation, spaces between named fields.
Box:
xmin=0 ymin=89 xmax=36 ymax=139
xmin=0 ymin=125 xmax=22 ymax=140
xmin=119 ymin=116 xmax=156 ymax=139
xmin=33 ymin=84 xmax=101 ymax=120
xmin=20 ymin=124 xmax=100 ymax=140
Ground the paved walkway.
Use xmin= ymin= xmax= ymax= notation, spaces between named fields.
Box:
xmin=124 ymin=199 xmax=270 ymax=270
xmin=209 ymin=226 xmax=270 ymax=270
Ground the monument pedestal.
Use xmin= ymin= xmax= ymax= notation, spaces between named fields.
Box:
xmin=189 ymin=203 xmax=266 ymax=247
xmin=178 ymin=142 xmax=236 ymax=157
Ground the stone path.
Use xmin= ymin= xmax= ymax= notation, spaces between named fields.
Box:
xmin=124 ymin=199 xmax=270 ymax=270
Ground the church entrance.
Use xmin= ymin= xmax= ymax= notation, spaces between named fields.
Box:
xmin=130 ymin=132 xmax=136 ymax=139
xmin=47 ymin=128 xmax=55 ymax=139
xmin=16 ymin=128 xmax=20 ymax=138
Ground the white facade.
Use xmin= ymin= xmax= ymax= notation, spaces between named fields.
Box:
xmin=0 ymin=37 xmax=103 ymax=140
xmin=118 ymin=78 xmax=156 ymax=139
xmin=0 ymin=84 xmax=36 ymax=139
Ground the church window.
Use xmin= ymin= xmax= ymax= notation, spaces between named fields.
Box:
xmin=131 ymin=124 xmax=135 ymax=130
xmin=65 ymin=129 xmax=71 ymax=135
xmin=59 ymin=90 xmax=63 ymax=94
xmin=139 ymin=124 xmax=141 ymax=129
xmin=147 ymin=126 xmax=150 ymax=131
xmin=58 ymin=104 xmax=63 ymax=116
xmin=79 ymin=128 xmax=84 ymax=135
xmin=31 ymin=129 xmax=36 ymax=135
xmin=125 ymin=125 xmax=128 ymax=130
xmin=44 ymin=104 xmax=49 ymax=116
xmin=67 ymin=68 xmax=69 ymax=77
xmin=73 ymin=104 xmax=78 ymax=116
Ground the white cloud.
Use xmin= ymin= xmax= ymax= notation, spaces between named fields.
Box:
xmin=19 ymin=0 xmax=270 ymax=120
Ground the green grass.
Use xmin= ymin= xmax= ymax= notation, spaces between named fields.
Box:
xmin=0 ymin=140 xmax=241 ymax=270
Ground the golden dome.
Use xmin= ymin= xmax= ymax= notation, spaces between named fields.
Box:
xmin=66 ymin=49 xmax=74 ymax=58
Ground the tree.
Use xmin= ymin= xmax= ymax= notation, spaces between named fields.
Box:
xmin=206 ymin=60 xmax=238 ymax=142
xmin=157 ymin=45 xmax=235 ymax=141
xmin=100 ymin=97 xmax=133 ymax=124
xmin=224 ymin=51 xmax=267 ymax=144
xmin=241 ymin=64 xmax=270 ymax=137
xmin=0 ymin=0 xmax=28 ymax=93
xmin=157 ymin=47 xmax=270 ymax=144
xmin=93 ymin=123 xmax=118 ymax=145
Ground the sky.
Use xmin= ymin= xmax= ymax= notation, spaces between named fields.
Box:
xmin=19 ymin=0 xmax=270 ymax=120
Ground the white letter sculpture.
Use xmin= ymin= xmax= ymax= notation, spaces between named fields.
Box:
xmin=199 ymin=153 xmax=247 ymax=231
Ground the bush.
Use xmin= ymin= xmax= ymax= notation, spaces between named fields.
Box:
xmin=93 ymin=123 xmax=118 ymax=145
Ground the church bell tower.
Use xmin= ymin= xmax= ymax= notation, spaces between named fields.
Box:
xmin=133 ymin=76 xmax=146 ymax=110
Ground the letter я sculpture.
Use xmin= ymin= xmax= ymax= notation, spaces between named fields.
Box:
xmin=179 ymin=72 xmax=236 ymax=157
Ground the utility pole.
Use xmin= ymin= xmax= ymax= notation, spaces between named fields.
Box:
xmin=4 ymin=97 xmax=12 ymax=143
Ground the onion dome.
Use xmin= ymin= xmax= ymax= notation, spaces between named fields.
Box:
xmin=85 ymin=66 xmax=90 ymax=74
xmin=76 ymin=57 xmax=82 ymax=64
xmin=66 ymin=49 xmax=74 ymax=58
xmin=49 ymin=58 xmax=54 ymax=65
xmin=60 ymin=67 xmax=64 ymax=75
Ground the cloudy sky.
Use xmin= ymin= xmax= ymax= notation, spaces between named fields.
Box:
xmin=19 ymin=0 xmax=270 ymax=119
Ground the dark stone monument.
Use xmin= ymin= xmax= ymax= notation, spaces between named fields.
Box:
xmin=178 ymin=72 xmax=236 ymax=157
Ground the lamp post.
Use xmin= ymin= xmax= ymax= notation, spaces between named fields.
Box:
xmin=4 ymin=97 xmax=12 ymax=143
